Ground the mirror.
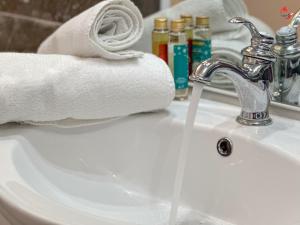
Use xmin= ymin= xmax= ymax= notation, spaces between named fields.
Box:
xmin=152 ymin=0 xmax=300 ymax=107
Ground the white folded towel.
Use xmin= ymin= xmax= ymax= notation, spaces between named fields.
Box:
xmin=38 ymin=0 xmax=144 ymax=60
xmin=0 ymin=53 xmax=174 ymax=124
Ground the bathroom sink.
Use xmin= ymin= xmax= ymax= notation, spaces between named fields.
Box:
xmin=0 ymin=99 xmax=300 ymax=225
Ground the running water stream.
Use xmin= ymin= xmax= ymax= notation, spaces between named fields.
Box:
xmin=169 ymin=83 xmax=205 ymax=225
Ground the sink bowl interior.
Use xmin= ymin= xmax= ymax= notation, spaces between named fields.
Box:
xmin=1 ymin=101 xmax=300 ymax=225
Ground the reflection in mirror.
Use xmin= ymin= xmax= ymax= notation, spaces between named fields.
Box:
xmin=150 ymin=0 xmax=300 ymax=107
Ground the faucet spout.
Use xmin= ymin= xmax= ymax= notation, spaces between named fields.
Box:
xmin=190 ymin=58 xmax=273 ymax=126
xmin=190 ymin=59 xmax=249 ymax=84
xmin=189 ymin=17 xmax=276 ymax=126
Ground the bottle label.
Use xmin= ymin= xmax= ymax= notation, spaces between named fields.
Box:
xmin=192 ymin=39 xmax=211 ymax=64
xmin=187 ymin=39 xmax=193 ymax=75
xmin=173 ymin=44 xmax=189 ymax=90
xmin=158 ymin=44 xmax=168 ymax=63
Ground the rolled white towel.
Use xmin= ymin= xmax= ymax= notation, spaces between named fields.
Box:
xmin=38 ymin=0 xmax=144 ymax=60
xmin=0 ymin=53 xmax=174 ymax=124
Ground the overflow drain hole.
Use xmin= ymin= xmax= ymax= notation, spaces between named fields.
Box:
xmin=217 ymin=138 xmax=233 ymax=157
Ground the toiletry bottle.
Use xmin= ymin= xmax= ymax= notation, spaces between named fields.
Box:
xmin=192 ymin=16 xmax=212 ymax=71
xmin=168 ymin=19 xmax=189 ymax=100
xmin=181 ymin=14 xmax=194 ymax=75
xmin=152 ymin=17 xmax=169 ymax=63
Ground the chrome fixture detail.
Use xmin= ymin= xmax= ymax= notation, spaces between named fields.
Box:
xmin=271 ymin=9 xmax=300 ymax=105
xmin=190 ymin=17 xmax=275 ymax=126
xmin=289 ymin=9 xmax=300 ymax=28
xmin=217 ymin=138 xmax=233 ymax=157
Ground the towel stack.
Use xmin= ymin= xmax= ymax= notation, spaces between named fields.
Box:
xmin=0 ymin=0 xmax=275 ymax=125
xmin=0 ymin=0 xmax=175 ymax=125
xmin=38 ymin=0 xmax=144 ymax=60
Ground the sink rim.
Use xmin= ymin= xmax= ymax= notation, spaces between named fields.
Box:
xmin=0 ymin=99 xmax=300 ymax=225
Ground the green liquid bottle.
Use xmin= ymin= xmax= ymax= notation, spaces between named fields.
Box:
xmin=168 ymin=19 xmax=189 ymax=101
xmin=181 ymin=14 xmax=194 ymax=75
xmin=192 ymin=16 xmax=212 ymax=71
xmin=152 ymin=17 xmax=169 ymax=63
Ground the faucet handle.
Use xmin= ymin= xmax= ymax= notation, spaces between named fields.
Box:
xmin=229 ymin=17 xmax=262 ymax=39
xmin=229 ymin=17 xmax=276 ymax=62
xmin=289 ymin=9 xmax=300 ymax=28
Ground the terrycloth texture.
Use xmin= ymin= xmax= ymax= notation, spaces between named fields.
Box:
xmin=0 ymin=53 xmax=175 ymax=124
xmin=38 ymin=0 xmax=143 ymax=60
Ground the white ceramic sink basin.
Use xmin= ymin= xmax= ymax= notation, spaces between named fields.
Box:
xmin=1 ymin=99 xmax=300 ymax=225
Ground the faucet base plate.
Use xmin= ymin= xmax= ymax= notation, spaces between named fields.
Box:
xmin=236 ymin=116 xmax=273 ymax=126
xmin=237 ymin=110 xmax=272 ymax=126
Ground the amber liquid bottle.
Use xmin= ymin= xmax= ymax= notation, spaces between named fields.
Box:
xmin=152 ymin=17 xmax=169 ymax=63
xmin=181 ymin=14 xmax=194 ymax=75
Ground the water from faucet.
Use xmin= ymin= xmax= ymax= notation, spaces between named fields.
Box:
xmin=169 ymin=83 xmax=205 ymax=225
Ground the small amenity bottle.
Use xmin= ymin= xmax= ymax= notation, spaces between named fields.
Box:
xmin=152 ymin=17 xmax=169 ymax=63
xmin=181 ymin=14 xmax=194 ymax=75
xmin=168 ymin=19 xmax=189 ymax=100
xmin=192 ymin=16 xmax=212 ymax=71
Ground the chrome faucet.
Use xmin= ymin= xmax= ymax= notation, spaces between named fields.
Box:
xmin=190 ymin=17 xmax=276 ymax=126
xmin=271 ymin=9 xmax=300 ymax=105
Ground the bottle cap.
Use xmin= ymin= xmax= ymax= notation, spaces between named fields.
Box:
xmin=154 ymin=17 xmax=168 ymax=30
xmin=171 ymin=19 xmax=185 ymax=32
xmin=196 ymin=16 xmax=209 ymax=26
xmin=181 ymin=14 xmax=193 ymax=27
